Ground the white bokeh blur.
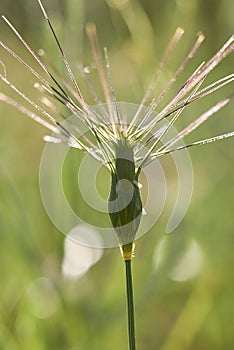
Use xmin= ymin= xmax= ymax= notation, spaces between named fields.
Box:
xmin=153 ymin=237 xmax=204 ymax=282
xmin=62 ymin=225 xmax=103 ymax=279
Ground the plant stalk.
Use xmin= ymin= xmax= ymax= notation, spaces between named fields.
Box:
xmin=125 ymin=259 xmax=136 ymax=350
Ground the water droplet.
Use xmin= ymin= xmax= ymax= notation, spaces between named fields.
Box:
xmin=44 ymin=135 xmax=62 ymax=144
xmin=37 ymin=48 xmax=45 ymax=56
xmin=83 ymin=66 xmax=91 ymax=74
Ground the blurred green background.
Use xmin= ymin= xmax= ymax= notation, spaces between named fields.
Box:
xmin=0 ymin=0 xmax=234 ymax=349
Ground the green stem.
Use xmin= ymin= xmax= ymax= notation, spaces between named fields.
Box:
xmin=125 ymin=259 xmax=136 ymax=350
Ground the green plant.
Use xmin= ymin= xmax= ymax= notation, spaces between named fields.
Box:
xmin=0 ymin=1 xmax=233 ymax=349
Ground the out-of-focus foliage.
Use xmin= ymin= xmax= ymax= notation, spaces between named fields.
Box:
xmin=0 ymin=0 xmax=234 ymax=349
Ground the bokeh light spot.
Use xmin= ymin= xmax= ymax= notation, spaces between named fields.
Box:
xmin=62 ymin=225 xmax=103 ymax=279
xmin=26 ymin=278 xmax=60 ymax=319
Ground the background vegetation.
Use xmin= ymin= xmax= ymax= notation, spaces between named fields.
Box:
xmin=0 ymin=0 xmax=234 ymax=349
